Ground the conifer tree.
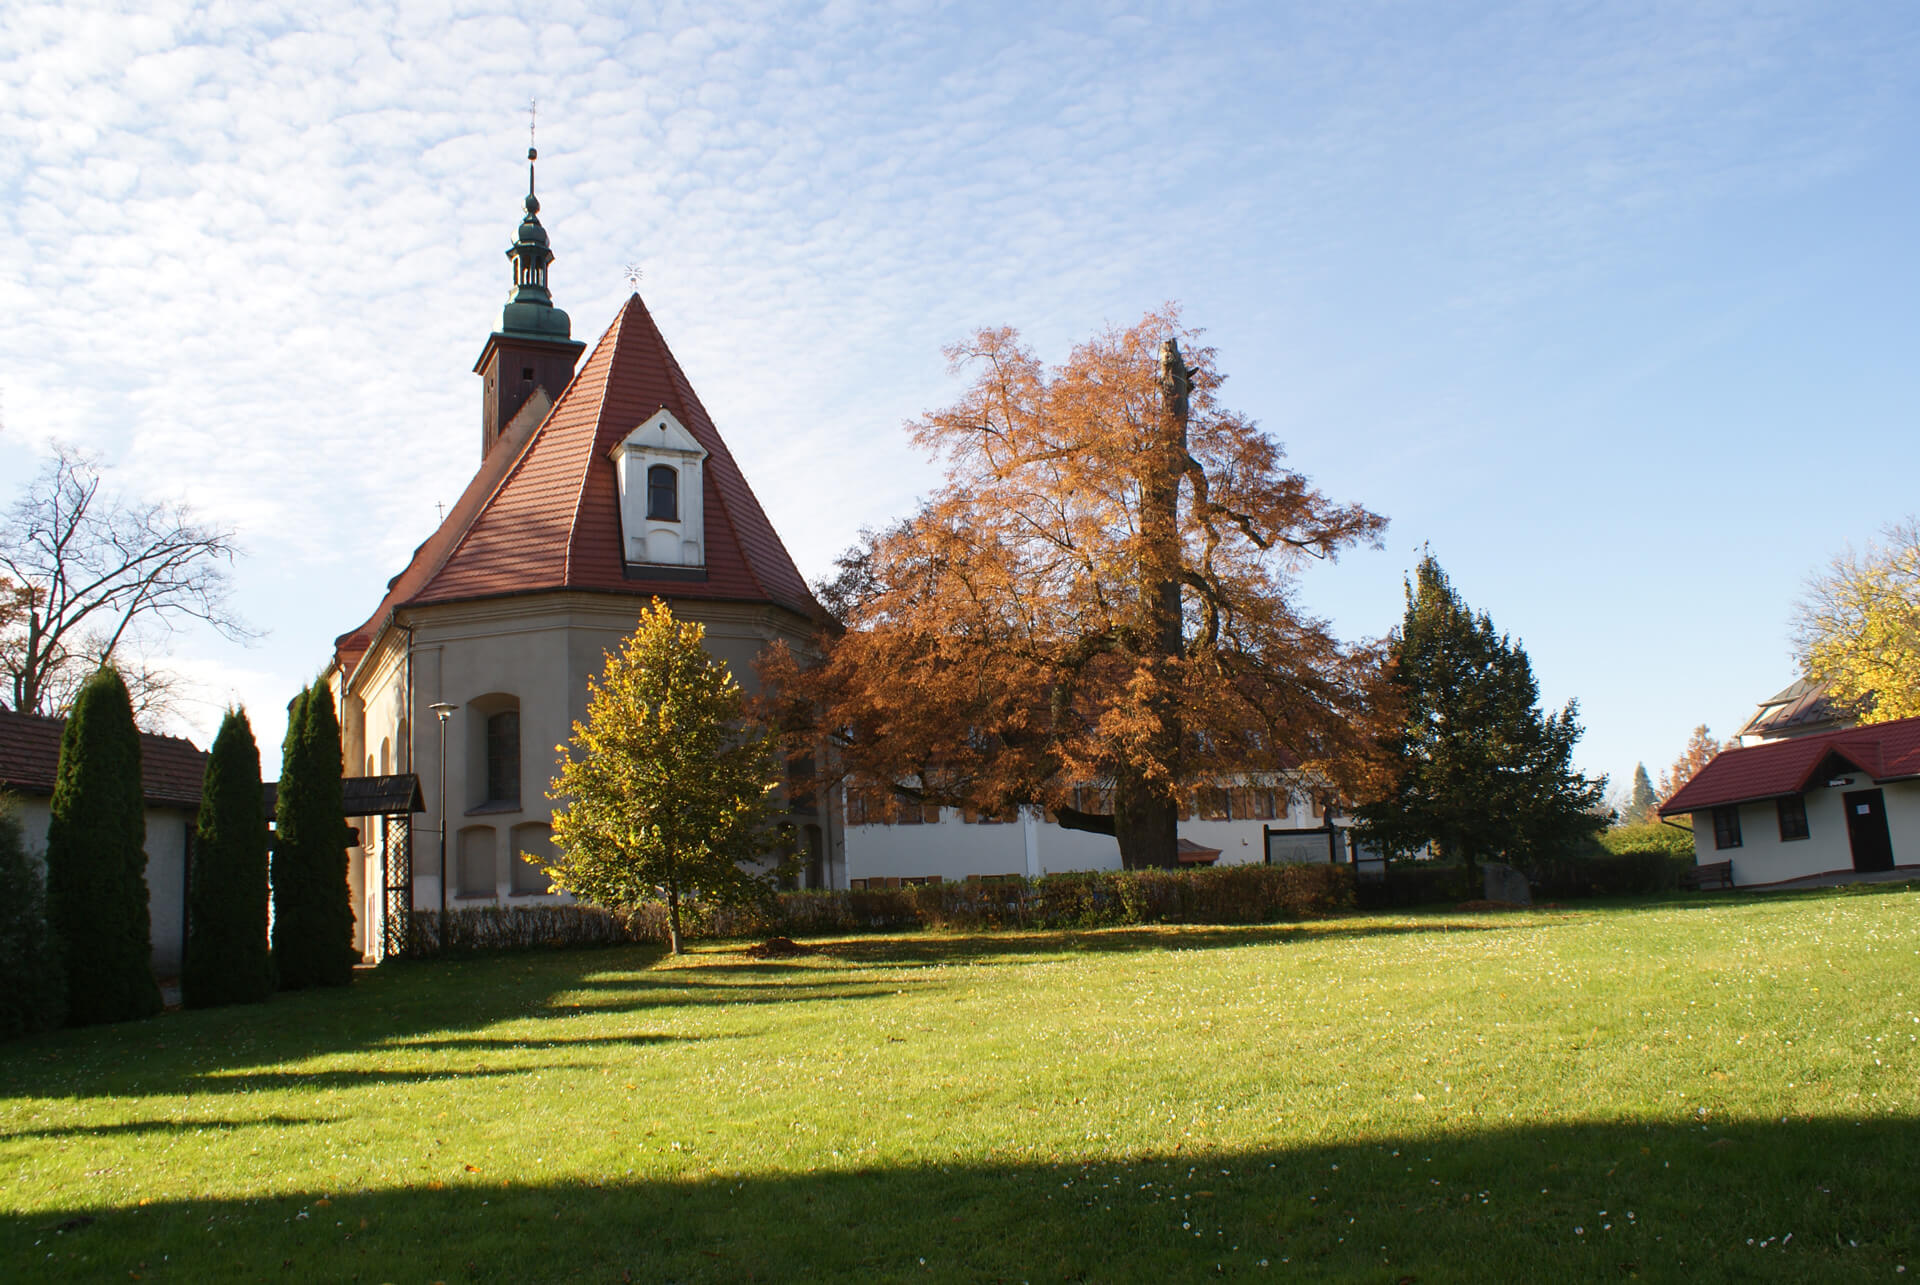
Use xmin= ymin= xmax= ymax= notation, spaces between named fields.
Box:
xmin=183 ymin=708 xmax=273 ymax=1007
xmin=0 ymin=794 xmax=66 ymax=1038
xmin=1624 ymin=763 xmax=1658 ymax=825
xmin=44 ymin=667 xmax=161 ymax=1024
xmin=1354 ymin=555 xmax=1606 ymax=869
xmin=272 ymin=682 xmax=356 ymax=988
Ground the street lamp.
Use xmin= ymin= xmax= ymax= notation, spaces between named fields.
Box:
xmin=430 ymin=702 xmax=457 ymax=949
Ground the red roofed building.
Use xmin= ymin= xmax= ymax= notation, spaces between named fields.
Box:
xmin=324 ymin=161 xmax=833 ymax=955
xmin=1659 ymin=715 xmax=1920 ymax=886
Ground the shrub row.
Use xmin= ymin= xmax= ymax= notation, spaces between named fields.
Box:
xmin=408 ymin=862 xmax=1358 ymax=954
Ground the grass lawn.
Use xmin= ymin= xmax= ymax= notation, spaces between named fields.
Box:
xmin=4 ymin=885 xmax=1920 ymax=1282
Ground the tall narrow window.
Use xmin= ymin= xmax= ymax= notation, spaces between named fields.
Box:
xmin=486 ymin=711 xmax=521 ymax=807
xmin=1777 ymin=795 xmax=1810 ymax=841
xmin=1712 ymin=804 xmax=1743 ymax=850
xmin=647 ymin=464 xmax=678 ymax=521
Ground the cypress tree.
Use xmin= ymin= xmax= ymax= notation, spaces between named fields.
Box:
xmin=0 ymin=794 xmax=67 ymax=1038
xmin=183 ymin=708 xmax=273 ymax=1007
xmin=273 ymin=682 xmax=356 ymax=988
xmin=44 ymin=667 xmax=162 ymax=1025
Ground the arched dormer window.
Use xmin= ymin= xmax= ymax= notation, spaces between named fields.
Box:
xmin=647 ymin=464 xmax=678 ymax=521
xmin=615 ymin=408 xmax=707 ymax=569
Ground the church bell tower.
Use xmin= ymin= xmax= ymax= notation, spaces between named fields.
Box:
xmin=473 ymin=144 xmax=586 ymax=458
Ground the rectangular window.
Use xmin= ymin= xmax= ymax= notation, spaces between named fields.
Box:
xmin=1776 ymin=795 xmax=1810 ymax=841
xmin=486 ymin=711 xmax=520 ymax=806
xmin=1231 ymin=787 xmax=1277 ymax=821
xmin=1196 ymin=787 xmax=1231 ymax=821
xmin=1712 ymin=804 xmax=1743 ymax=850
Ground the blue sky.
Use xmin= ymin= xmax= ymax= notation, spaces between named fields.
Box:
xmin=1 ymin=1 xmax=1915 ymax=795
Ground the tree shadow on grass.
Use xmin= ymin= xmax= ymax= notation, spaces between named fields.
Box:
xmin=804 ymin=919 xmax=1526 ymax=969
xmin=0 ymin=1114 xmax=333 ymax=1142
xmin=9 ymin=1114 xmax=1916 ymax=1283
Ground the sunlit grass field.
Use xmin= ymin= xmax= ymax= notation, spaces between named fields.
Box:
xmin=4 ymin=885 xmax=1920 ymax=1281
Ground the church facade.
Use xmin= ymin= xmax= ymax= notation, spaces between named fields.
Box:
xmin=326 ymin=163 xmax=834 ymax=958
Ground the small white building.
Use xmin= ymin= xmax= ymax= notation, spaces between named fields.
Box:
xmin=842 ymin=779 xmax=1358 ymax=885
xmin=0 ymin=707 xmax=206 ymax=976
xmin=1659 ymin=715 xmax=1920 ymax=885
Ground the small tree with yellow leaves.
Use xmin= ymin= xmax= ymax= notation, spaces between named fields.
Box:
xmin=546 ymin=600 xmax=779 ymax=954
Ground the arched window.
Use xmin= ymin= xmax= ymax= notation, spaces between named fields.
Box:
xmin=486 ymin=711 xmax=520 ymax=807
xmin=646 ymin=464 xmax=678 ymax=521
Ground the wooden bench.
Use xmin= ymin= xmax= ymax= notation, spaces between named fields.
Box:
xmin=1680 ymin=860 xmax=1734 ymax=891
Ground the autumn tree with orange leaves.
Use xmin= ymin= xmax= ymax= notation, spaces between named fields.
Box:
xmin=765 ymin=308 xmax=1388 ymax=870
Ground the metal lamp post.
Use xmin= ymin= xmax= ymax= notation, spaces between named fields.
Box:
xmin=430 ymin=702 xmax=457 ymax=950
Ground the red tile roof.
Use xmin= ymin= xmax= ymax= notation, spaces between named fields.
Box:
xmin=336 ymin=293 xmax=819 ymax=675
xmin=1659 ymin=715 xmax=1920 ymax=816
xmin=0 ymin=707 xmax=206 ymax=810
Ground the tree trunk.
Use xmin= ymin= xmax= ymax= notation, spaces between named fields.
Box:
xmin=1113 ymin=768 xmax=1179 ymax=870
xmin=1116 ymin=338 xmax=1194 ymax=871
xmin=665 ymin=880 xmax=684 ymax=956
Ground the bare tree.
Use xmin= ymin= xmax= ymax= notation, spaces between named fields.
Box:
xmin=0 ymin=445 xmax=253 ymax=722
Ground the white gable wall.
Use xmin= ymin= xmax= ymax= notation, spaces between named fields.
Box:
xmin=1689 ymin=777 xmax=1920 ymax=885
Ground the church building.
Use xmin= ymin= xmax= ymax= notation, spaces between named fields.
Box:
xmin=326 ymin=155 xmax=834 ymax=959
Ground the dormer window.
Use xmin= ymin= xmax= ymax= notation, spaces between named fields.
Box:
xmin=614 ymin=408 xmax=707 ymax=568
xmin=647 ymin=465 xmax=679 ymax=521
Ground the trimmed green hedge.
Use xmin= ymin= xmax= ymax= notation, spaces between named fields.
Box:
xmin=408 ymin=863 xmax=1358 ymax=954
xmin=1599 ymin=822 xmax=1695 ymax=858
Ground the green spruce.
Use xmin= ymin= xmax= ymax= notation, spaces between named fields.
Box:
xmin=182 ymin=708 xmax=273 ymax=1007
xmin=0 ymin=794 xmax=67 ymax=1038
xmin=1354 ymin=554 xmax=1607 ymax=869
xmin=272 ymin=682 xmax=356 ymax=988
xmin=44 ymin=667 xmax=162 ymax=1025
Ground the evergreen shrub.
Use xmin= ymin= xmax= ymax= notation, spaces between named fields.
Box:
xmin=183 ymin=708 xmax=274 ymax=1007
xmin=0 ymin=795 xmax=67 ymax=1037
xmin=273 ymin=683 xmax=357 ymax=988
xmin=43 ymin=667 xmax=162 ymax=1025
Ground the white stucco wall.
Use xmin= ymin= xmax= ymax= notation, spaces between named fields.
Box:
xmin=1689 ymin=778 xmax=1920 ymax=885
xmin=12 ymin=798 xmax=194 ymax=977
xmin=338 ymin=590 xmax=835 ymax=938
xmin=845 ymin=793 xmax=1336 ymax=882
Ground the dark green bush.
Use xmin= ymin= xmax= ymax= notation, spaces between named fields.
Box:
xmin=44 ymin=668 xmax=162 ymax=1025
xmin=0 ymin=795 xmax=66 ymax=1038
xmin=273 ymin=683 xmax=357 ymax=989
xmin=1532 ymin=850 xmax=1694 ymax=898
xmin=407 ymin=863 xmax=1359 ymax=953
xmin=1354 ymin=861 xmax=1478 ymax=909
xmin=183 ymin=709 xmax=274 ymax=1007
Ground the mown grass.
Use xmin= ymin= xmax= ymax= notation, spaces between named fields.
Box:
xmin=4 ymin=885 xmax=1920 ymax=1281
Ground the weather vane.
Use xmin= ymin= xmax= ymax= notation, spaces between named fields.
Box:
xmin=624 ymin=263 xmax=644 ymax=291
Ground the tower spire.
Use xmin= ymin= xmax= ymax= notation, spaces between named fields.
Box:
xmin=475 ymin=127 xmax=585 ymax=459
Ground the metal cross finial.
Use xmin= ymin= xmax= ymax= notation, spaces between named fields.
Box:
xmin=527 ymin=98 xmax=538 ymax=193
xmin=435 ymin=500 xmax=446 ymax=522
xmin=624 ymin=263 xmax=644 ymax=292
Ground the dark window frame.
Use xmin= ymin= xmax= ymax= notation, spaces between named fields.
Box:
xmin=485 ymin=710 xmax=521 ymax=807
xmin=1712 ymin=804 xmax=1743 ymax=850
xmin=1776 ymin=795 xmax=1810 ymax=842
xmin=646 ymin=464 xmax=679 ymax=522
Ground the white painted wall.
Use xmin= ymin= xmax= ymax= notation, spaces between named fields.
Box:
xmin=13 ymin=798 xmax=195 ymax=977
xmin=337 ymin=590 xmax=835 ymax=939
xmin=845 ymin=792 xmax=1337 ymax=882
xmin=1689 ymin=778 xmax=1920 ymax=885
